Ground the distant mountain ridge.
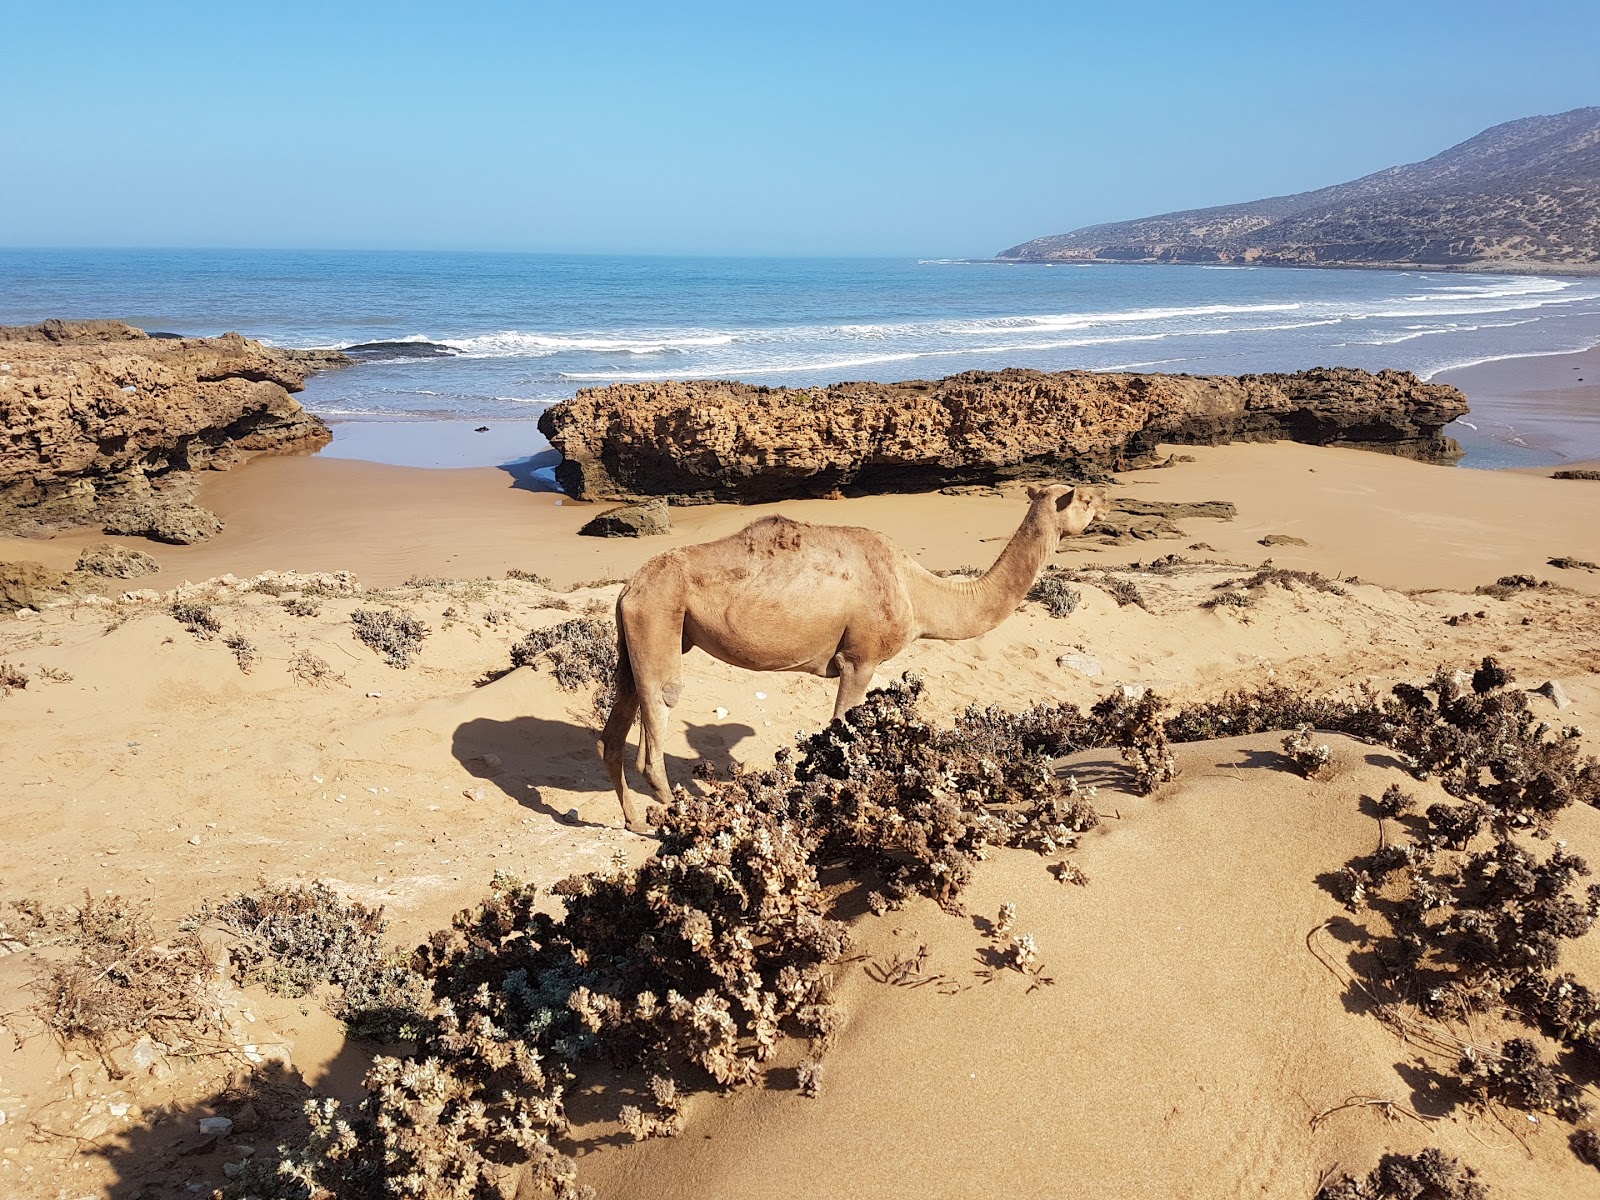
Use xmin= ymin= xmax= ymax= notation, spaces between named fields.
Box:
xmin=1000 ymin=107 xmax=1600 ymax=273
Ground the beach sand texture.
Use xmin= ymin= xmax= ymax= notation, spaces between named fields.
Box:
xmin=2 ymin=437 xmax=1599 ymax=1197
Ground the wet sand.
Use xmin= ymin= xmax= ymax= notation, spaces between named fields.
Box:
xmin=1437 ymin=341 xmax=1600 ymax=466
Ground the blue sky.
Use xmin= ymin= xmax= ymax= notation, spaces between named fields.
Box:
xmin=3 ymin=1 xmax=1596 ymax=256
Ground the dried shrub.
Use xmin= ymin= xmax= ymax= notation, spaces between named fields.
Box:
xmin=1316 ymin=1149 xmax=1488 ymax=1200
xmin=404 ymin=573 xmax=455 ymax=587
xmin=0 ymin=661 xmax=27 ymax=695
xmin=506 ymin=568 xmax=556 ymax=588
xmin=225 ymin=632 xmax=258 ymax=673
xmin=1166 ymin=681 xmax=1394 ymax=744
xmin=1390 ymin=658 xmax=1599 ymax=835
xmin=33 ymin=893 xmax=222 ymax=1048
xmin=351 ymin=608 xmax=430 ymax=668
xmin=1553 ymin=469 xmax=1600 ymax=481
xmin=171 ymin=601 xmax=222 ymax=640
xmin=1474 ymin=574 xmax=1557 ymax=599
xmin=1101 ymin=576 xmax=1147 ymax=609
xmin=206 ymin=882 xmax=429 ymax=1040
xmin=1282 ymin=724 xmax=1333 ymax=778
xmin=512 ymin=616 xmax=617 ymax=716
xmin=288 ymin=650 xmax=346 ymax=688
xmin=1200 ymin=589 xmax=1252 ymax=610
xmin=1548 ymin=555 xmax=1598 ymax=571
xmin=282 ymin=596 xmax=320 ymax=617
xmin=779 ymin=675 xmax=1102 ymax=904
xmin=1090 ymin=689 xmax=1175 ymax=794
xmin=1574 ymin=1128 xmax=1600 ymax=1167
xmin=1026 ymin=572 xmax=1083 ymax=617
xmin=1221 ymin=566 xmax=1347 ymax=598
xmin=1458 ymin=1036 xmax=1588 ymax=1122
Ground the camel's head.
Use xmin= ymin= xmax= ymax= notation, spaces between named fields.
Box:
xmin=1027 ymin=483 xmax=1110 ymax=538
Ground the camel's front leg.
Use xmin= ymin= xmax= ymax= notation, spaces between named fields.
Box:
xmin=831 ymin=658 xmax=878 ymax=723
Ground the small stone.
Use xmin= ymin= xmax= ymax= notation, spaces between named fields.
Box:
xmin=198 ymin=1116 xmax=233 ymax=1137
xmin=223 ymin=1161 xmax=245 ymax=1178
xmin=754 ymin=691 xmax=767 ymax=700
xmin=566 ymin=807 xmax=580 ymax=824
xmin=1057 ymin=653 xmax=1102 ymax=678
xmin=714 ymin=706 xmax=729 ymax=719
xmin=465 ymin=786 xmax=485 ymax=802
xmin=366 ymin=691 xmax=383 ymax=698
xmin=187 ymin=834 xmax=202 ymax=846
xmin=481 ymin=752 xmax=502 ymax=772
xmin=1533 ymin=680 xmax=1572 ymax=709
xmin=1120 ymin=683 xmax=1147 ymax=700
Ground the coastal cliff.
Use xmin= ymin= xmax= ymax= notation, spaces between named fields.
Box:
xmin=1000 ymin=106 xmax=1600 ymax=273
xmin=537 ymin=366 xmax=1467 ymax=503
xmin=0 ymin=321 xmax=347 ymax=541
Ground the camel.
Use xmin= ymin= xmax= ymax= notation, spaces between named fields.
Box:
xmin=598 ymin=482 xmax=1110 ymax=832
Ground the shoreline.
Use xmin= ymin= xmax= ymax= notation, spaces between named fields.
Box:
xmin=1434 ymin=340 xmax=1600 ymax=466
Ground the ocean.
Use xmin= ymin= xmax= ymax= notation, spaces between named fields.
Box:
xmin=4 ymin=249 xmax=1599 ymax=468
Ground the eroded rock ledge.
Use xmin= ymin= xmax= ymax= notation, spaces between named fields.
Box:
xmin=0 ymin=320 xmax=349 ymax=541
xmin=537 ymin=367 xmax=1468 ymax=503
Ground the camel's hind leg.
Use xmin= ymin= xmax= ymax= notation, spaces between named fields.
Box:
xmin=607 ymin=587 xmax=685 ymax=831
xmin=599 ymin=683 xmax=645 ymax=834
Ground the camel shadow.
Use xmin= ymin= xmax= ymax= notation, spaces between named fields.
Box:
xmin=451 ymin=714 xmax=757 ymax=826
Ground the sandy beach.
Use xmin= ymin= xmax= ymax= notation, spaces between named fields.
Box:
xmin=1437 ymin=342 xmax=1600 ymax=465
xmin=4 ymin=394 xmax=1600 ymax=1196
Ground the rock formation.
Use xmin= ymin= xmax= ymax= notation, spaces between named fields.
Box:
xmin=537 ymin=366 xmax=1467 ymax=503
xmin=0 ymin=320 xmax=348 ymax=541
xmin=1000 ymin=106 xmax=1600 ymax=273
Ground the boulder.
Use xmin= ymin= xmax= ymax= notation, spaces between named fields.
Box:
xmin=75 ymin=542 xmax=160 ymax=578
xmin=0 ymin=321 xmax=348 ymax=540
xmin=537 ymin=367 xmax=1467 ymax=504
xmin=578 ymin=498 xmax=672 ymax=538
xmin=0 ymin=561 xmax=74 ymax=613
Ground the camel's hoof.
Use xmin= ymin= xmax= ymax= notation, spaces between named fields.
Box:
xmin=625 ymin=821 xmax=655 ymax=836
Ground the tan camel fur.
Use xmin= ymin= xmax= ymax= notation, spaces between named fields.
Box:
xmin=598 ymin=483 xmax=1110 ymax=832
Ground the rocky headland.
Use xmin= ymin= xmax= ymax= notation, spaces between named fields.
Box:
xmin=0 ymin=320 xmax=347 ymax=542
xmin=1000 ymin=106 xmax=1600 ymax=273
xmin=537 ymin=366 xmax=1468 ymax=503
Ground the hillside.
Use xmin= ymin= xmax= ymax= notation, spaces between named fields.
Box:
xmin=1000 ymin=106 xmax=1600 ymax=272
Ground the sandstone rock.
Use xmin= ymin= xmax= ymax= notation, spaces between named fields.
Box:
xmin=0 ymin=321 xmax=348 ymax=540
xmin=538 ymin=367 xmax=1466 ymax=504
xmin=102 ymin=500 xmax=225 ymax=545
xmin=75 ymin=542 xmax=160 ymax=578
xmin=0 ymin=561 xmax=73 ymax=613
xmin=578 ymin=497 xmax=672 ymax=537
xmin=1259 ymin=534 xmax=1310 ymax=547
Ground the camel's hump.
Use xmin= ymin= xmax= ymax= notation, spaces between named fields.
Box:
xmin=728 ymin=513 xmax=892 ymax=555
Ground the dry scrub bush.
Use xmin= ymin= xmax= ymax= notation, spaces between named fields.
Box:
xmin=1218 ymin=565 xmax=1348 ymax=600
xmin=207 ymin=882 xmax=430 ymax=1040
xmin=1474 ymin=574 xmax=1558 ymax=599
xmin=282 ymin=596 xmax=320 ymax=617
xmin=1165 ymin=680 xmax=1393 ymax=744
xmin=288 ymin=649 xmax=346 ymax=688
xmin=511 ymin=616 xmax=617 ymax=716
xmin=1554 ymin=469 xmax=1600 ymax=481
xmin=1331 ymin=662 xmax=1600 ymax=1158
xmin=171 ymin=601 xmax=222 ymax=640
xmin=32 ymin=893 xmax=223 ymax=1050
xmin=225 ymin=632 xmax=258 ymax=673
xmin=506 ymin=568 xmax=556 ymax=588
xmin=351 ymin=608 xmax=430 ymax=668
xmin=0 ymin=661 xmax=27 ymax=694
xmin=1282 ymin=724 xmax=1333 ymax=778
xmin=1316 ymin=1149 xmax=1487 ymax=1200
xmin=1026 ymin=572 xmax=1083 ymax=617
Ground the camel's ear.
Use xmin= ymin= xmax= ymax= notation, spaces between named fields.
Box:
xmin=1054 ymin=487 xmax=1078 ymax=511
xmin=1026 ymin=485 xmax=1045 ymax=502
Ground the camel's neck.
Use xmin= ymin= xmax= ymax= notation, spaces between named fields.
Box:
xmin=910 ymin=502 xmax=1058 ymax=640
